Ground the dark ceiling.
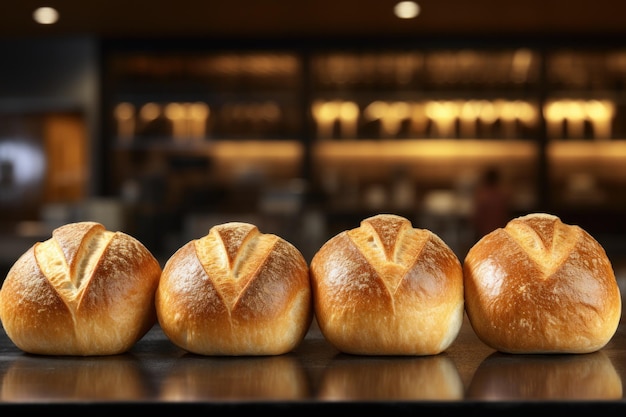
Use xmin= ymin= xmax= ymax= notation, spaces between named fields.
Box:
xmin=1 ymin=0 xmax=626 ymax=40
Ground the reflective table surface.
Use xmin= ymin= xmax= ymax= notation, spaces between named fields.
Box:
xmin=1 ymin=316 xmax=626 ymax=415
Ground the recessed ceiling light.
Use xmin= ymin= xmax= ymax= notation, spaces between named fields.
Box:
xmin=394 ymin=1 xmax=420 ymax=19
xmin=33 ymin=7 xmax=59 ymax=25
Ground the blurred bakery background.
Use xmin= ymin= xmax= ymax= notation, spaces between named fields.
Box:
xmin=1 ymin=0 xmax=626 ymax=281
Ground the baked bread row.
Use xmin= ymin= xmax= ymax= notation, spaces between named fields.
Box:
xmin=0 ymin=213 xmax=621 ymax=356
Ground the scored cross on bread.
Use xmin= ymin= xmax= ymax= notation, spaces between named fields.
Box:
xmin=463 ymin=213 xmax=621 ymax=354
xmin=0 ymin=222 xmax=162 ymax=356
xmin=310 ymin=214 xmax=464 ymax=356
xmin=156 ymin=222 xmax=312 ymax=356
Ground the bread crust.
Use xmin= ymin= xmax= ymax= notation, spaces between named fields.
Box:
xmin=463 ymin=212 xmax=621 ymax=353
xmin=156 ymin=222 xmax=312 ymax=355
xmin=0 ymin=222 xmax=162 ymax=356
xmin=310 ymin=214 xmax=464 ymax=355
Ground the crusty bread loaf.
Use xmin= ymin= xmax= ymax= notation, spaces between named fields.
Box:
xmin=0 ymin=221 xmax=162 ymax=356
xmin=156 ymin=221 xmax=312 ymax=355
xmin=310 ymin=213 xmax=464 ymax=355
xmin=464 ymin=212 xmax=621 ymax=354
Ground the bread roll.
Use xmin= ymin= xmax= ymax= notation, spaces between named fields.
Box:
xmin=464 ymin=212 xmax=621 ymax=354
xmin=156 ymin=221 xmax=312 ymax=355
xmin=0 ymin=221 xmax=162 ymax=356
xmin=310 ymin=214 xmax=464 ymax=355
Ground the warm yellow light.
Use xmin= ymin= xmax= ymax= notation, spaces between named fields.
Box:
xmin=459 ymin=100 xmax=480 ymax=120
xmin=364 ymin=101 xmax=388 ymax=120
xmin=544 ymin=101 xmax=565 ymax=121
xmin=114 ymin=102 xmax=135 ymax=140
xmin=139 ymin=103 xmax=161 ymax=122
xmin=188 ymin=102 xmax=210 ymax=119
xmin=394 ymin=1 xmax=420 ymax=19
xmin=585 ymin=100 xmax=614 ymax=120
xmin=339 ymin=101 xmax=359 ymax=120
xmin=319 ymin=101 xmax=340 ymax=121
xmin=33 ymin=7 xmax=59 ymax=25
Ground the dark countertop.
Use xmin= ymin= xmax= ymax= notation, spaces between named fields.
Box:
xmin=1 ymin=316 xmax=626 ymax=415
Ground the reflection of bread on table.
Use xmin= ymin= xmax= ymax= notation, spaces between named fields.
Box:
xmin=159 ymin=355 xmax=309 ymax=401
xmin=467 ymin=351 xmax=622 ymax=400
xmin=318 ymin=354 xmax=463 ymax=401
xmin=1 ymin=355 xmax=149 ymax=401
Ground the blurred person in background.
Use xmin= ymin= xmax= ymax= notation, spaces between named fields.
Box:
xmin=471 ymin=166 xmax=510 ymax=241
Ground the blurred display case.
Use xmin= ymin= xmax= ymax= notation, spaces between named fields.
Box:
xmin=109 ymin=51 xmax=302 ymax=142
xmin=308 ymin=49 xmax=541 ymax=226
xmin=541 ymin=49 xmax=626 ymax=252
xmin=545 ymin=49 xmax=626 ymax=206
xmin=102 ymin=42 xmax=626 ymax=257
xmin=104 ymin=51 xmax=304 ymax=195
xmin=102 ymin=47 xmax=308 ymax=257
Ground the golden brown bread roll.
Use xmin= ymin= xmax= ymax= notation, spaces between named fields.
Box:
xmin=310 ymin=213 xmax=464 ymax=355
xmin=463 ymin=212 xmax=621 ymax=354
xmin=0 ymin=221 xmax=162 ymax=356
xmin=156 ymin=221 xmax=312 ymax=355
